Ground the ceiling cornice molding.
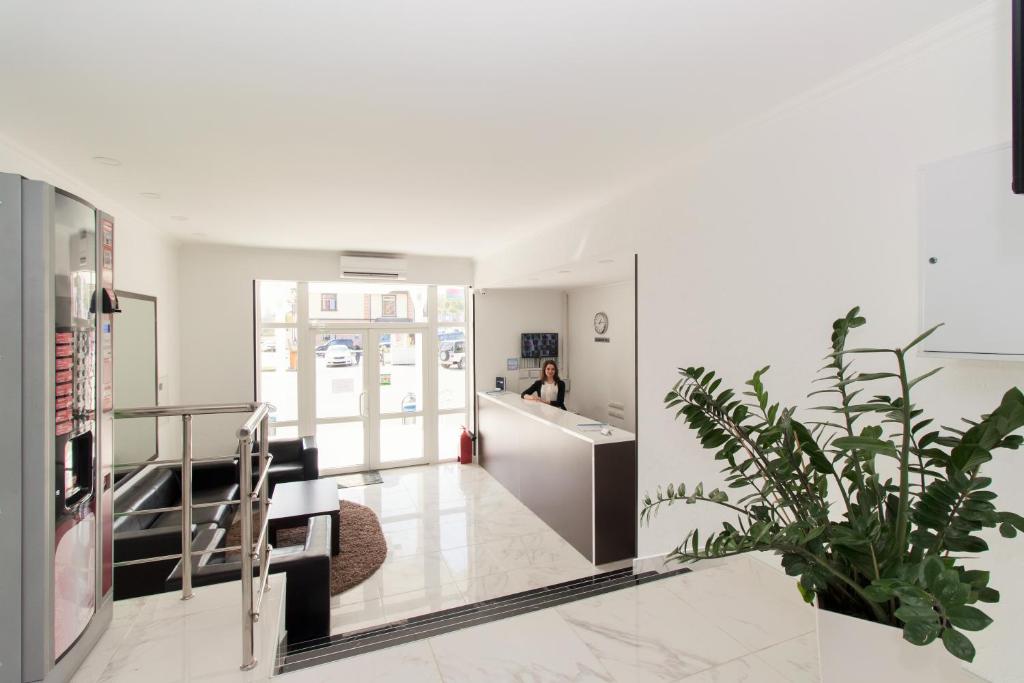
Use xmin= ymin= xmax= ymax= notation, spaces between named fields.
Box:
xmin=748 ymin=0 xmax=1001 ymax=130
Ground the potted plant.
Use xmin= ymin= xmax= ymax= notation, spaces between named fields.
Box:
xmin=642 ymin=308 xmax=1024 ymax=681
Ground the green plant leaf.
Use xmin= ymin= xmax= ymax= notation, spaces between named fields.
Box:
xmin=903 ymin=323 xmax=944 ymax=352
xmin=902 ymin=619 xmax=942 ymax=646
xmin=941 ymin=627 xmax=976 ymax=662
xmin=945 ymin=605 xmax=992 ymax=632
xmin=831 ymin=436 xmax=898 ymax=456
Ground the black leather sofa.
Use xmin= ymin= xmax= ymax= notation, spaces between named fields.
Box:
xmin=113 ymin=460 xmax=240 ymax=600
xmin=243 ymin=436 xmax=318 ymax=495
xmin=166 ymin=515 xmax=332 ymax=644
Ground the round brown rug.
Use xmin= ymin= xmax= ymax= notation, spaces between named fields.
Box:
xmin=226 ymin=499 xmax=387 ymax=596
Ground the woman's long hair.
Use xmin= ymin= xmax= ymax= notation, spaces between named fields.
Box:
xmin=542 ymin=360 xmax=561 ymax=383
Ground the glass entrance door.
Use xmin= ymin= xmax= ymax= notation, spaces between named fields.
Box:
xmin=373 ymin=330 xmax=426 ymax=467
xmin=313 ymin=330 xmax=369 ymax=473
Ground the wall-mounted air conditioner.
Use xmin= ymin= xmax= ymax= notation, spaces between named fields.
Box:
xmin=339 ymin=254 xmax=408 ymax=280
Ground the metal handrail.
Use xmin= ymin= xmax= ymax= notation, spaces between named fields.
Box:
xmin=250 ymin=453 xmax=275 ymax=500
xmin=114 ymin=402 xmax=257 ymax=418
xmin=115 ymin=401 xmax=274 ymax=670
xmin=237 ymin=402 xmax=271 ymax=439
xmin=112 ymin=454 xmax=238 ymax=469
xmin=113 ymin=499 xmax=242 ymax=517
xmin=112 ymin=544 xmax=245 ymax=568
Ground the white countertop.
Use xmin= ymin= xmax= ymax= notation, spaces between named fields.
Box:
xmin=477 ymin=391 xmax=636 ymax=446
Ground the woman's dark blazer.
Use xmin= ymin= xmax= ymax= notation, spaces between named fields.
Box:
xmin=521 ymin=379 xmax=566 ymax=410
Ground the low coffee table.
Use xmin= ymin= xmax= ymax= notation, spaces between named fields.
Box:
xmin=267 ymin=479 xmax=340 ymax=555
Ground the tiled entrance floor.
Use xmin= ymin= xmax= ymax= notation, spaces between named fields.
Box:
xmin=280 ymin=555 xmax=820 ymax=682
xmin=328 ymin=462 xmax=616 ymax=636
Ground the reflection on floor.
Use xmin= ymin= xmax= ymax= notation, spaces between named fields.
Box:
xmin=279 ymin=555 xmax=820 ymax=682
xmin=328 ymin=462 xmax=616 ymax=636
xmin=71 ymin=462 xmax=824 ymax=682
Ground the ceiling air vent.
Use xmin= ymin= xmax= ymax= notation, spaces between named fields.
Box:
xmin=339 ymin=254 xmax=408 ymax=280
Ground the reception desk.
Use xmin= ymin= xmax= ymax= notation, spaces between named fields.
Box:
xmin=476 ymin=391 xmax=636 ymax=564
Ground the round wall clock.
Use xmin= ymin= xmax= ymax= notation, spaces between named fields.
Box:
xmin=594 ymin=312 xmax=609 ymax=335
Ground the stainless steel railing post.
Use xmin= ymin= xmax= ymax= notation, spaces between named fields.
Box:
xmin=258 ymin=414 xmax=270 ymax=591
xmin=239 ymin=434 xmax=256 ymax=670
xmin=181 ymin=414 xmax=193 ymax=600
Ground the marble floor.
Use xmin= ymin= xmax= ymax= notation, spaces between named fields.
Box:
xmin=71 ymin=462 xmax=824 ymax=682
xmin=327 ymin=462 xmax=613 ymax=636
xmin=279 ymin=554 xmax=820 ymax=682
xmin=71 ymin=577 xmax=286 ymax=683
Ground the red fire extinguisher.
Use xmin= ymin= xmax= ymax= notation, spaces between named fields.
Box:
xmin=459 ymin=426 xmax=474 ymax=465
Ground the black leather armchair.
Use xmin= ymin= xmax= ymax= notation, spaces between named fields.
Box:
xmin=166 ymin=514 xmax=332 ymax=644
xmin=244 ymin=436 xmax=318 ymax=494
xmin=113 ymin=461 xmax=240 ymax=600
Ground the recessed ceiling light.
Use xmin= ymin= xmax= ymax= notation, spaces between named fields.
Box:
xmin=140 ymin=192 xmax=161 ymax=199
xmin=92 ymin=156 xmax=121 ymax=166
xmin=170 ymin=215 xmax=189 ymax=221
xmin=558 ymin=269 xmax=571 ymax=274
xmin=598 ymin=258 xmax=615 ymax=264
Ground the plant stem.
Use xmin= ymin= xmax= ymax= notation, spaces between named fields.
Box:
xmin=787 ymin=547 xmax=889 ymax=623
xmin=894 ymin=350 xmax=913 ymax=563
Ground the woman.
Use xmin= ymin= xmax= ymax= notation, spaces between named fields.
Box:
xmin=521 ymin=360 xmax=566 ymax=410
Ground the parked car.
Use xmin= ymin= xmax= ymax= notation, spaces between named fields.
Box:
xmin=440 ymin=341 xmax=466 ymax=369
xmin=317 ymin=338 xmax=362 ymax=363
xmin=261 ymin=339 xmax=277 ymax=352
xmin=325 ymin=345 xmax=357 ymax=367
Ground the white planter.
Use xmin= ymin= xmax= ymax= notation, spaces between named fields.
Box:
xmin=816 ymin=607 xmax=982 ymax=682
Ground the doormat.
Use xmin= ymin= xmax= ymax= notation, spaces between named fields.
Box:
xmin=332 ymin=471 xmax=383 ymax=488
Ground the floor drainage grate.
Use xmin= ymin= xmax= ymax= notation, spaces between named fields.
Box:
xmin=277 ymin=565 xmax=690 ymax=674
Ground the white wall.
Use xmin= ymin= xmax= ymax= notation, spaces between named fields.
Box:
xmin=178 ymin=243 xmax=473 ymax=456
xmin=566 ymin=281 xmax=635 ymax=431
xmin=477 ymin=3 xmax=1024 ymax=678
xmin=0 ymin=132 xmax=182 ymax=462
xmin=473 ymin=288 xmax=566 ymax=397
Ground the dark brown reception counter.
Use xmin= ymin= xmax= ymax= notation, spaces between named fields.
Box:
xmin=476 ymin=391 xmax=637 ymax=565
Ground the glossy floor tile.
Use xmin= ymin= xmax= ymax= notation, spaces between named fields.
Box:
xmin=329 ymin=462 xmax=603 ymax=636
xmin=70 ymin=579 xmax=285 ymax=683
xmin=277 ymin=555 xmax=821 ymax=683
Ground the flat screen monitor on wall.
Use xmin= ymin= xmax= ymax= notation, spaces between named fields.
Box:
xmin=521 ymin=333 xmax=558 ymax=358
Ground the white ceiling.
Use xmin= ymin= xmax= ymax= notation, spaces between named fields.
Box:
xmin=0 ymin=0 xmax=981 ymax=258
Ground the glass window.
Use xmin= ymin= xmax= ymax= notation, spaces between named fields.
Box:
xmin=438 ymin=327 xmax=466 ymax=410
xmin=258 ymin=327 xmax=298 ymax=423
xmin=308 ymin=282 xmax=428 ymax=323
xmin=314 ymin=332 xmax=365 ymax=420
xmin=379 ymin=333 xmax=422 ymax=415
xmin=316 ymin=422 xmax=364 ymax=471
xmin=269 ymin=423 xmax=298 ymax=439
xmin=438 ymin=286 xmax=466 ymax=323
xmin=438 ymin=412 xmax=467 ymax=461
xmin=380 ymin=416 xmax=423 ymax=464
xmin=259 ymin=281 xmax=297 ymax=323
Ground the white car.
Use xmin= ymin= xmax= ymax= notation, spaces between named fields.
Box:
xmin=326 ymin=345 xmax=356 ymax=367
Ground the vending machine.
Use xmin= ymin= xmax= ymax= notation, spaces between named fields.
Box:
xmin=0 ymin=173 xmax=117 ymax=683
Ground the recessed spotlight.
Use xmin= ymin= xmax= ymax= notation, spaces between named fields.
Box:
xmin=140 ymin=192 xmax=161 ymax=199
xmin=598 ymin=258 xmax=614 ymax=264
xmin=170 ymin=215 xmax=189 ymax=221
xmin=558 ymin=269 xmax=571 ymax=274
xmin=92 ymin=156 xmax=121 ymax=166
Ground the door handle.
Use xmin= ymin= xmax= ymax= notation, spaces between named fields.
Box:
xmin=359 ymin=392 xmax=368 ymax=418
